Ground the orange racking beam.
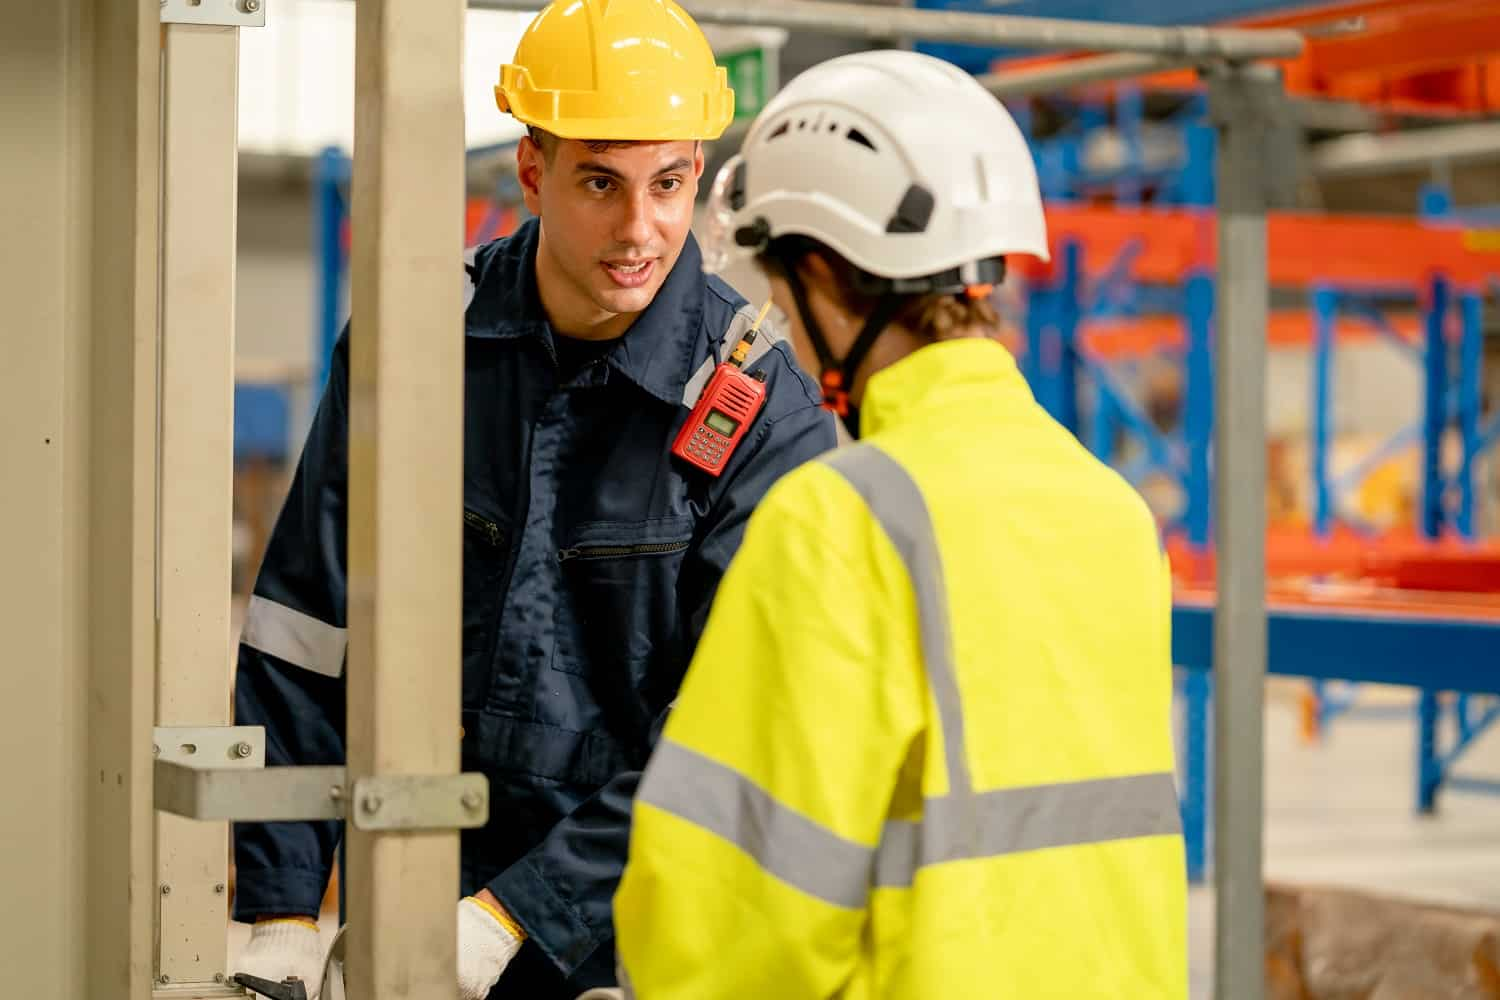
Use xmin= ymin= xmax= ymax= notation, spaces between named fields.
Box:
xmin=1080 ymin=309 xmax=1422 ymax=359
xmin=1025 ymin=204 xmax=1500 ymax=287
xmin=993 ymin=0 xmax=1500 ymax=115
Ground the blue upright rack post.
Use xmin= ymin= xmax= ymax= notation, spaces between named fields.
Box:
xmin=1179 ymin=268 xmax=1214 ymax=884
xmin=314 ymin=146 xmax=351 ymax=395
xmin=1459 ymin=291 xmax=1484 ymax=538
xmin=1417 ymin=274 xmax=1451 ymax=814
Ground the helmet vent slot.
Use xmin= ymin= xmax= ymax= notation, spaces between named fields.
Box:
xmin=846 ymin=128 xmax=876 ymax=151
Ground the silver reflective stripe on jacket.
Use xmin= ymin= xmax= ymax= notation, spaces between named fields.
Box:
xmin=241 ymin=595 xmax=347 ymax=678
xmin=873 ymin=772 xmax=1182 ymax=888
xmin=638 ymin=442 xmax=1181 ymax=909
xmin=636 ymin=741 xmax=874 ymax=909
xmin=681 ymin=301 xmax=785 ymax=406
xmin=822 ymin=444 xmax=972 ymax=797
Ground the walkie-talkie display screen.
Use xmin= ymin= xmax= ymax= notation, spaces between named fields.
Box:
xmin=705 ymin=409 xmax=740 ymax=436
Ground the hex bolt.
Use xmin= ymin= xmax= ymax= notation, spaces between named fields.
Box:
xmin=330 ymin=784 xmax=345 ymax=801
xmin=233 ymin=741 xmax=253 ymax=759
xmin=361 ymin=794 xmax=382 ymax=815
xmin=461 ymin=790 xmax=483 ymax=812
xmin=158 ymin=974 xmax=172 ymax=985
xmin=214 ymin=973 xmax=227 ymax=984
xmin=241 ymin=0 xmax=261 ymax=12
xmin=160 ymin=883 xmax=172 ymax=896
xmin=215 ymin=883 xmax=226 ymax=894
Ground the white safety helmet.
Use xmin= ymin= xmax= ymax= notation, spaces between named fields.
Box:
xmin=703 ymin=48 xmax=1050 ymax=282
xmin=703 ymin=49 xmax=1048 ymax=431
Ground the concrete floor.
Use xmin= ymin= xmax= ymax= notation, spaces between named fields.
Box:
xmin=227 ymin=681 xmax=1500 ymax=998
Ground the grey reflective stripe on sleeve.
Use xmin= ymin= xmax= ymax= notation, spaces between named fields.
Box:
xmin=240 ymin=595 xmax=347 ymax=678
xmin=462 ymin=245 xmax=480 ymax=311
xmin=874 ymin=771 xmax=1183 ymax=887
xmin=821 ymin=443 xmax=971 ymax=797
xmin=637 ymin=739 xmax=875 ymax=909
xmin=681 ymin=302 xmax=785 ymax=405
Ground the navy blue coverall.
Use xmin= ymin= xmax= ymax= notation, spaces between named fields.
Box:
xmin=232 ymin=219 xmax=836 ymax=995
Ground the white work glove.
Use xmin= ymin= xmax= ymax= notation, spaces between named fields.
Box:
xmin=458 ymin=896 xmax=525 ymax=1000
xmin=576 ymin=990 xmax=625 ymax=999
xmin=234 ymin=917 xmax=326 ymax=1000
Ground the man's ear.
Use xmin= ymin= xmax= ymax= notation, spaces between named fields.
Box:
xmin=692 ymin=140 xmax=705 ymax=180
xmin=517 ymin=137 xmax=545 ymax=216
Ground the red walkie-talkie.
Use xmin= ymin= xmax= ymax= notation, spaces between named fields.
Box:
xmin=672 ymin=301 xmax=773 ymax=477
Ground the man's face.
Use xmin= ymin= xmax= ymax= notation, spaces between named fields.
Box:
xmin=519 ymin=136 xmax=704 ymax=334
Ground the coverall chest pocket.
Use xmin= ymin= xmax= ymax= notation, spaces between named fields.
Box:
xmin=462 ymin=507 xmax=509 ymax=709
xmin=554 ymin=515 xmax=696 ymax=679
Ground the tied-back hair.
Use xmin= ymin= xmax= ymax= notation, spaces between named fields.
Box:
xmin=760 ymin=234 xmax=1000 ymax=342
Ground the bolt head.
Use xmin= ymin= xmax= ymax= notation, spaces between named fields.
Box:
xmin=461 ymin=790 xmax=483 ymax=811
xmin=160 ymin=884 xmax=171 ymax=896
xmin=242 ymin=0 xmax=262 ymax=12
xmin=215 ymin=882 xmax=226 ymax=894
xmin=233 ymin=741 xmax=253 ymax=758
xmin=361 ymin=794 xmax=382 ymax=814
xmin=330 ymin=784 xmax=345 ymax=800
xmin=214 ymin=973 xmax=227 ymax=984
xmin=158 ymin=974 xmax=171 ymax=985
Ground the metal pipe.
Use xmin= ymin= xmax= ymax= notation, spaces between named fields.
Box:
xmin=470 ymin=0 xmax=1304 ymax=59
xmin=980 ymin=51 xmax=1191 ymax=98
xmin=1208 ymin=62 xmax=1273 ymax=1000
xmin=1313 ymin=121 xmax=1500 ymax=177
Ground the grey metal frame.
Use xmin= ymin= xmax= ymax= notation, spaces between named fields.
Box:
xmin=471 ymin=0 xmax=1303 ymax=59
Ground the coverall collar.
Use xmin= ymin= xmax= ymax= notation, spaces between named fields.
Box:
xmin=859 ymin=337 xmax=1031 ymax=438
xmin=464 ymin=217 xmax=707 ymax=406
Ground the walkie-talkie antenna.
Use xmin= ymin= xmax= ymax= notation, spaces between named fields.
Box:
xmin=728 ymin=299 xmax=775 ymax=368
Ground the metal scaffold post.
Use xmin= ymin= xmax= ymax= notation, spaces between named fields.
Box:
xmin=1208 ymin=61 xmax=1279 ymax=1000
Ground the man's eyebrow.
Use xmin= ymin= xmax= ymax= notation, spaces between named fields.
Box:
xmin=574 ymin=160 xmax=625 ymax=180
xmin=573 ymin=158 xmax=693 ymax=179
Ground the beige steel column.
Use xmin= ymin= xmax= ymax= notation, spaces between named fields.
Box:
xmin=154 ymin=21 xmax=241 ymax=994
xmin=345 ymin=1 xmax=467 ymax=995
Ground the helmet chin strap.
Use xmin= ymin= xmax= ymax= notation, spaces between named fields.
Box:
xmin=774 ymin=254 xmax=902 ymax=441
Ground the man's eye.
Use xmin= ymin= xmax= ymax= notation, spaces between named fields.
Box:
xmin=585 ymin=178 xmax=613 ymax=193
xmin=658 ymin=177 xmax=682 ymax=193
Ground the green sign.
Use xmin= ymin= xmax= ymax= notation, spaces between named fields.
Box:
xmin=718 ymin=46 xmax=773 ymax=120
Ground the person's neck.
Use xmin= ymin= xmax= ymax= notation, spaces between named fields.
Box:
xmin=848 ymin=324 xmax=993 ymax=404
xmin=848 ymin=322 xmax=928 ymax=404
xmin=534 ymin=234 xmax=635 ymax=342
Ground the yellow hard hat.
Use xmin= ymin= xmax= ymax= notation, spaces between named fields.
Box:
xmin=496 ymin=0 xmax=735 ymax=142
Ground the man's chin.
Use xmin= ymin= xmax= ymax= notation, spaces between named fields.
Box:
xmin=592 ymin=281 xmax=663 ymax=318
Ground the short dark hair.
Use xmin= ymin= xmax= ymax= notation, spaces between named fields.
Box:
xmin=526 ymin=125 xmax=638 ymax=163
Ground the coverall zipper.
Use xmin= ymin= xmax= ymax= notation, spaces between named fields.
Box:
xmin=464 ymin=509 xmax=505 ymax=547
xmin=558 ymin=541 xmax=690 ymax=562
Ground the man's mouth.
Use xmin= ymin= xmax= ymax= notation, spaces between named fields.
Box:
xmin=602 ymin=258 xmax=657 ymax=288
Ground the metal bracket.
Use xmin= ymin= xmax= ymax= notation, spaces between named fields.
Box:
xmin=1203 ymin=62 xmax=1302 ymax=210
xmin=151 ymin=982 xmax=250 ymax=999
xmin=161 ymin=0 xmax=267 ymax=28
xmin=351 ymin=773 xmax=490 ymax=831
xmin=155 ymin=753 xmax=489 ymax=831
xmin=153 ymin=724 xmax=488 ymax=829
xmin=154 ymin=725 xmax=265 ymax=768
xmin=156 ymin=759 xmax=346 ymax=821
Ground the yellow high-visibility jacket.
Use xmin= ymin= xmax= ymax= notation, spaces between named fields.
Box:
xmin=615 ymin=338 xmax=1186 ymax=999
